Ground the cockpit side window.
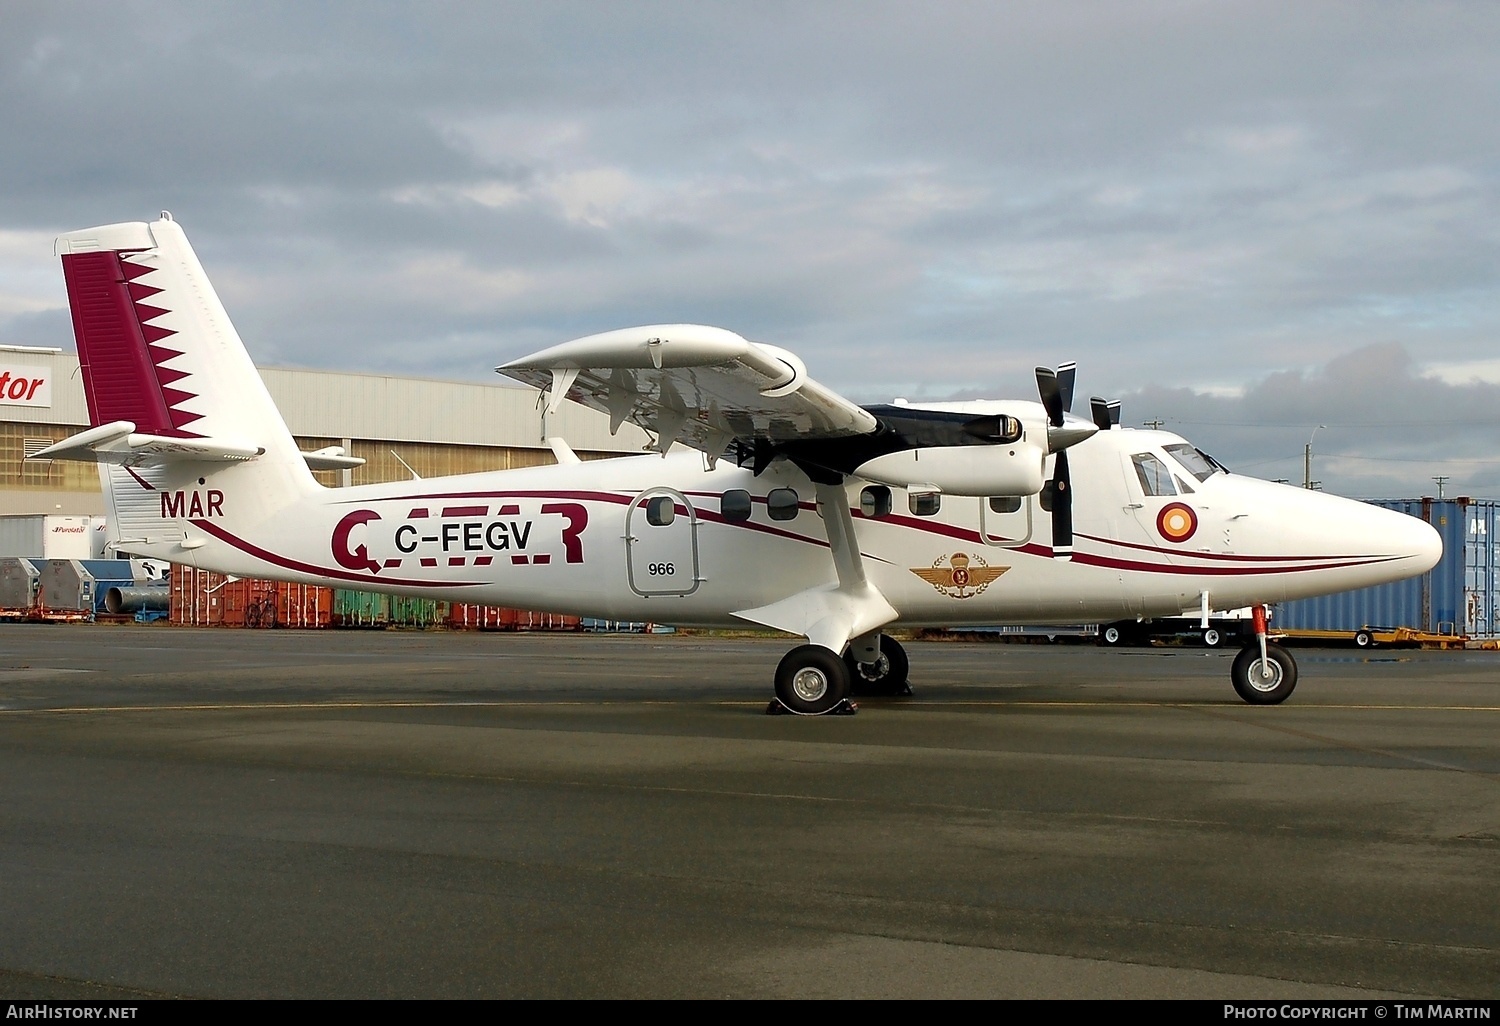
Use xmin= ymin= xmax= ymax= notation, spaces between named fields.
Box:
xmin=1164 ymin=443 xmax=1220 ymax=482
xmin=1131 ymin=453 xmax=1178 ymax=497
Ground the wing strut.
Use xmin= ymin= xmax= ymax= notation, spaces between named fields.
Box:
xmin=732 ymin=481 xmax=897 ymax=655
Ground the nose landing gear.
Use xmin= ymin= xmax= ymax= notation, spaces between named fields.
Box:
xmin=1230 ymin=642 xmax=1298 ymax=703
xmin=1231 ymin=604 xmax=1298 ymax=704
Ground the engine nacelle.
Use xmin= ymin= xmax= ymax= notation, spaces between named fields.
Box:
xmin=854 ymin=444 xmax=1047 ymax=497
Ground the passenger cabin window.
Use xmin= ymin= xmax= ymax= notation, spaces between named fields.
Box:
xmin=1131 ymin=453 xmax=1178 ymax=497
xmin=860 ymin=486 xmax=892 ymax=518
xmin=720 ymin=489 xmax=752 ymax=523
xmin=989 ymin=496 xmax=1023 ymax=514
xmin=1163 ymin=443 xmax=1220 ymax=482
xmin=767 ymin=488 xmax=800 ymax=521
xmin=645 ymin=495 xmax=676 ymax=526
xmin=909 ymin=491 xmax=941 ymax=517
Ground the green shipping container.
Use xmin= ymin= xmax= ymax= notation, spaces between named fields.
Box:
xmin=334 ymin=589 xmax=387 ymax=626
xmin=388 ymin=595 xmax=441 ymax=627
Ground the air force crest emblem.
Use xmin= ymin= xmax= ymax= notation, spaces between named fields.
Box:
xmin=911 ymin=552 xmax=1009 ymax=599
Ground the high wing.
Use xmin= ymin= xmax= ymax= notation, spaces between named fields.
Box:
xmin=497 ymin=324 xmax=878 ymax=457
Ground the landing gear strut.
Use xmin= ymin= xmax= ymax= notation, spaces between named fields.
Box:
xmin=844 ymin=634 xmax=910 ymax=696
xmin=1231 ymin=604 xmax=1298 ymax=704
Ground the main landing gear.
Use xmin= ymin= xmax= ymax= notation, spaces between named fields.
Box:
xmin=1230 ymin=604 xmax=1298 ymax=704
xmin=845 ymin=634 xmax=911 ymax=697
xmin=767 ymin=635 xmax=910 ymax=715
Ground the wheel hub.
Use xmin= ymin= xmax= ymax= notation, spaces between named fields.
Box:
xmin=855 ymin=654 xmax=890 ymax=682
xmin=1248 ymin=658 xmax=1283 ymax=692
xmin=791 ymin=667 xmax=829 ymax=702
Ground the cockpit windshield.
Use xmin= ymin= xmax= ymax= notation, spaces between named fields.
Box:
xmin=1164 ymin=443 xmax=1224 ymax=482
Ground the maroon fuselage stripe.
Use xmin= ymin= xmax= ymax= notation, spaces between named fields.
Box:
xmin=1072 ymin=530 xmax=1386 ymax=564
xmin=190 ymin=519 xmax=482 ymax=589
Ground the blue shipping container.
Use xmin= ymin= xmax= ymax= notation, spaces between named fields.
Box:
xmin=1275 ymin=498 xmax=1499 ymax=638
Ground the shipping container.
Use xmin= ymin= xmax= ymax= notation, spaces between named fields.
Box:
xmin=171 ymin=565 xmax=226 ymax=625
xmin=334 ymin=589 xmax=387 ymax=626
xmin=389 ymin=595 xmax=441 ymax=627
xmin=35 ymin=559 xmax=97 ymax=613
xmin=270 ymin=581 xmax=334 ymax=628
xmin=448 ymin=603 xmax=508 ymax=630
xmin=508 ymin=609 xmax=582 ymax=631
xmin=0 ymin=515 xmax=99 ymax=560
xmin=443 ymin=604 xmax=585 ymax=631
xmin=0 ymin=557 xmax=39 ymax=612
xmin=581 ymin=618 xmax=656 ymax=633
xmin=331 ymin=590 xmax=442 ymax=627
xmin=1276 ymin=497 xmax=1499 ymax=638
xmin=171 ymin=566 xmax=333 ymax=627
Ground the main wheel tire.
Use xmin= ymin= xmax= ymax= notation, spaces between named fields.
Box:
xmin=844 ymin=635 xmax=910 ymax=696
xmin=1354 ymin=630 xmax=1374 ymax=648
xmin=775 ymin=645 xmax=851 ymax=715
xmin=1203 ymin=628 xmax=1222 ymax=647
xmin=1231 ymin=642 xmax=1298 ymax=704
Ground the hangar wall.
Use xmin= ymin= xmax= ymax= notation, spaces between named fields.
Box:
xmin=0 ymin=345 xmax=653 ymax=513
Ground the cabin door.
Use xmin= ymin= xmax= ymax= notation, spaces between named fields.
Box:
xmin=625 ymin=487 xmax=701 ymax=597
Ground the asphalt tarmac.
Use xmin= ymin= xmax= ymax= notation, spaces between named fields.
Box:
xmin=0 ymin=625 xmax=1495 ymax=999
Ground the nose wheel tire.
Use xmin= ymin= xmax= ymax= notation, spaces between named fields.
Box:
xmin=775 ymin=645 xmax=852 ymax=715
xmin=844 ymin=635 xmax=910 ymax=696
xmin=1230 ymin=642 xmax=1298 ymax=704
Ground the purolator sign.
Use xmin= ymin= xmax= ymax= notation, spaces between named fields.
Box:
xmin=0 ymin=364 xmax=52 ymax=407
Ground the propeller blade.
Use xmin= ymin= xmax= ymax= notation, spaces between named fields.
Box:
xmin=1056 ymin=362 xmax=1077 ymax=414
xmin=1051 ymin=450 xmax=1073 ymax=560
xmin=1090 ymin=396 xmax=1110 ymax=432
xmin=1035 ymin=367 xmax=1064 ymax=427
xmin=1108 ymin=400 xmax=1121 ymax=428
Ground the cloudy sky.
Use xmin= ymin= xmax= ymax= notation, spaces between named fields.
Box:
xmin=2 ymin=1 xmax=1498 ymax=497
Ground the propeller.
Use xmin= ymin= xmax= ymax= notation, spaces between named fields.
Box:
xmin=1035 ymin=363 xmax=1095 ymax=561
xmin=1089 ymin=396 xmax=1121 ymax=432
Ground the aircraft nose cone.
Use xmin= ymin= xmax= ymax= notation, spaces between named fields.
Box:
xmin=1404 ymin=512 xmax=1443 ymax=574
xmin=1366 ymin=503 xmax=1443 ymax=575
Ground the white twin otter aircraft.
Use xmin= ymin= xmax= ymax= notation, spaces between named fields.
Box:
xmin=41 ymin=216 xmax=1441 ymax=714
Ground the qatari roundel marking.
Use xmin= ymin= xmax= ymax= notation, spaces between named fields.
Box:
xmin=1156 ymin=502 xmax=1198 ymax=543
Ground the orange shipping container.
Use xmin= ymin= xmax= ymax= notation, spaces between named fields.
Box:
xmin=170 ymin=565 xmax=332 ymax=628
xmin=448 ymin=603 xmax=507 ymax=630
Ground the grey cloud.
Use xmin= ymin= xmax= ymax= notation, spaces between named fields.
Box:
xmin=2 ymin=1 xmax=1497 ymax=498
xmin=1121 ymin=344 xmax=1500 ymax=498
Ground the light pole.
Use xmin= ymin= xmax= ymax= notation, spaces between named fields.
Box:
xmin=1303 ymin=424 xmax=1327 ymax=490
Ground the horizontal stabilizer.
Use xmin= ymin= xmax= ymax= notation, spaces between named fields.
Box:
xmin=301 ymin=445 xmax=366 ymax=470
xmin=28 ymin=420 xmax=265 ymax=467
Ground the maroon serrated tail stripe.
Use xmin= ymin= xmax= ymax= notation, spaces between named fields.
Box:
xmin=133 ymin=303 xmax=171 ymax=322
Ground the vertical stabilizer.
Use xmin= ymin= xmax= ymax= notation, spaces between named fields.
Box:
xmin=56 ymin=216 xmax=304 ymax=463
xmin=53 ymin=216 xmax=318 ymax=559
